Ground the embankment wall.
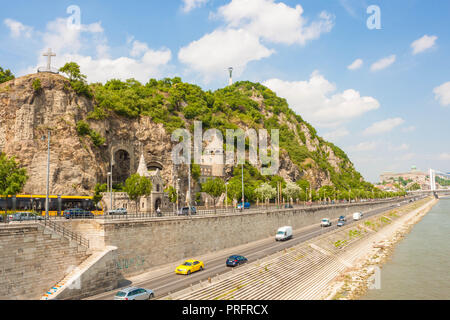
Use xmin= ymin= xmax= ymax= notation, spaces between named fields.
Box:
xmin=65 ymin=198 xmax=411 ymax=277
xmin=0 ymin=224 xmax=89 ymax=299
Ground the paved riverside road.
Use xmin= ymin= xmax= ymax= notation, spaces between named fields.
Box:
xmin=86 ymin=198 xmax=421 ymax=300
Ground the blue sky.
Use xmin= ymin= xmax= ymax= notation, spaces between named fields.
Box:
xmin=1 ymin=0 xmax=449 ymax=182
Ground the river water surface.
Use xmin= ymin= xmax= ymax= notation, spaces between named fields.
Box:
xmin=362 ymin=198 xmax=450 ymax=300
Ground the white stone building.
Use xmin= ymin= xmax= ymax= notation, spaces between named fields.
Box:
xmin=102 ymin=153 xmax=169 ymax=213
xmin=199 ymin=132 xmax=225 ymax=183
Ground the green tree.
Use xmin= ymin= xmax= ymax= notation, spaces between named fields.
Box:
xmin=59 ymin=62 xmax=92 ymax=98
xmin=202 ymin=178 xmax=225 ymax=214
xmin=124 ymin=174 xmax=152 ymax=214
xmin=191 ymin=163 xmax=201 ymax=182
xmin=59 ymin=62 xmax=86 ymax=81
xmin=93 ymin=183 xmax=107 ymax=205
xmin=407 ymin=183 xmax=421 ymax=191
xmin=166 ymin=186 xmax=177 ymax=203
xmin=166 ymin=186 xmax=177 ymax=211
xmin=296 ymin=179 xmax=310 ymax=191
xmin=0 ymin=67 xmax=14 ymax=84
xmin=255 ymin=183 xmax=276 ymax=204
xmin=283 ymin=182 xmax=301 ymax=203
xmin=0 ymin=153 xmax=28 ymax=217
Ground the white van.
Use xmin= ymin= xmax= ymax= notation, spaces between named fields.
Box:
xmin=353 ymin=212 xmax=363 ymax=221
xmin=275 ymin=226 xmax=293 ymax=241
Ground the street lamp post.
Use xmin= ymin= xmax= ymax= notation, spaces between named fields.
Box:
xmin=225 ymin=182 xmax=228 ymax=211
xmin=110 ymin=151 xmax=114 ymax=212
xmin=176 ymin=178 xmax=180 ymax=213
xmin=188 ymin=163 xmax=191 ymax=216
xmin=107 ymin=172 xmax=112 ymax=214
xmin=241 ymin=164 xmax=244 ymax=211
xmin=41 ymin=130 xmax=51 ymax=220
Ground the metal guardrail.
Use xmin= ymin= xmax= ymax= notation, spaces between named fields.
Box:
xmin=98 ymin=196 xmax=419 ymax=221
xmin=41 ymin=219 xmax=90 ymax=248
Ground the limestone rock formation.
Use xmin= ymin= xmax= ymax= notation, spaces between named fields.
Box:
xmin=0 ymin=73 xmax=362 ymax=196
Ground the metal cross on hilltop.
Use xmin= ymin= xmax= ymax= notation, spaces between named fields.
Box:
xmin=38 ymin=48 xmax=58 ymax=74
xmin=43 ymin=48 xmax=56 ymax=70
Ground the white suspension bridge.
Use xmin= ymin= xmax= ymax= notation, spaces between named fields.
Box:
xmin=408 ymin=169 xmax=450 ymax=198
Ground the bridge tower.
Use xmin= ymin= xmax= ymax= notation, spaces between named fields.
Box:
xmin=429 ymin=169 xmax=436 ymax=191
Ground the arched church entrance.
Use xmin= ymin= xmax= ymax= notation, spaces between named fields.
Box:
xmin=155 ymin=198 xmax=162 ymax=211
xmin=113 ymin=149 xmax=131 ymax=185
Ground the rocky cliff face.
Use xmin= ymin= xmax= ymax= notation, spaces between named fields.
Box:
xmin=0 ymin=73 xmax=361 ymax=196
xmin=0 ymin=73 xmax=176 ymax=195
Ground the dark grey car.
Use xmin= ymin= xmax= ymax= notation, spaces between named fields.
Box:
xmin=10 ymin=212 xmax=43 ymax=221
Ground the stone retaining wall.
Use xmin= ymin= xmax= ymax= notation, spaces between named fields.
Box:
xmin=54 ymin=246 xmax=122 ymax=300
xmin=79 ymin=198 xmax=409 ymax=277
xmin=0 ymin=224 xmax=89 ymax=299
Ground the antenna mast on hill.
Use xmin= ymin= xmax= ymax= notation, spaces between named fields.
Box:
xmin=228 ymin=67 xmax=233 ymax=86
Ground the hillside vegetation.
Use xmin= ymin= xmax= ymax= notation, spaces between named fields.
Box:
xmin=1 ymin=63 xmax=406 ymax=201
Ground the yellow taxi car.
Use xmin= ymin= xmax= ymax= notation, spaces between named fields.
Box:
xmin=175 ymin=259 xmax=205 ymax=275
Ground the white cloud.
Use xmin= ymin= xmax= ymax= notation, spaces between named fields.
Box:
xmin=39 ymin=18 xmax=104 ymax=57
xmin=347 ymin=58 xmax=363 ymax=70
xmin=178 ymin=28 xmax=274 ymax=82
xmin=52 ymin=49 xmax=172 ymax=84
xmin=12 ymin=17 xmax=172 ymax=83
xmin=339 ymin=0 xmax=357 ymax=18
xmin=370 ymin=55 xmax=396 ymax=71
xmin=411 ymin=35 xmax=437 ymax=55
xmin=439 ymin=153 xmax=450 ymax=161
xmin=433 ymin=81 xmax=450 ymax=107
xmin=179 ymin=0 xmax=334 ymax=81
xmin=401 ymin=125 xmax=416 ymax=133
xmin=349 ymin=141 xmax=378 ymax=152
xmin=130 ymin=40 xmax=151 ymax=58
xmin=322 ymin=127 xmax=349 ymax=142
xmin=4 ymin=18 xmax=33 ymax=38
xmin=363 ymin=117 xmax=405 ymax=135
xmin=389 ymin=143 xmax=409 ymax=151
xmin=182 ymin=0 xmax=209 ymax=13
xmin=217 ymin=0 xmax=334 ymax=45
xmin=394 ymin=153 xmax=415 ymax=161
xmin=263 ymin=71 xmax=380 ymax=128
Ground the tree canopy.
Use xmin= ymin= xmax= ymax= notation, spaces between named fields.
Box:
xmin=283 ymin=182 xmax=301 ymax=202
xmin=202 ymin=178 xmax=225 ymax=212
xmin=255 ymin=183 xmax=276 ymax=202
xmin=166 ymin=186 xmax=177 ymax=203
xmin=59 ymin=62 xmax=92 ymax=98
xmin=0 ymin=67 xmax=14 ymax=84
xmin=0 ymin=153 xmax=28 ymax=212
xmin=59 ymin=62 xmax=86 ymax=82
xmin=56 ymin=63 xmax=380 ymax=194
xmin=124 ymin=174 xmax=152 ymax=213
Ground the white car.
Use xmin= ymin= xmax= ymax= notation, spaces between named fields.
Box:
xmin=353 ymin=212 xmax=363 ymax=221
xmin=108 ymin=208 xmax=127 ymax=216
xmin=114 ymin=287 xmax=154 ymax=300
xmin=275 ymin=226 xmax=293 ymax=241
xmin=321 ymin=218 xmax=332 ymax=227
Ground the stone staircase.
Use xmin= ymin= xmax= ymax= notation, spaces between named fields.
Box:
xmin=41 ymin=251 xmax=98 ymax=300
xmin=41 ymin=246 xmax=119 ymax=300
xmin=0 ymin=223 xmax=90 ymax=300
xmin=40 ymin=219 xmax=90 ymax=249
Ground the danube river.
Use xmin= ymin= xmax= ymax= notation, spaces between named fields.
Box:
xmin=362 ymin=197 xmax=450 ymax=300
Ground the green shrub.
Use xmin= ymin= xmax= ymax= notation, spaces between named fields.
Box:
xmin=32 ymin=78 xmax=42 ymax=92
xmin=89 ymin=130 xmax=106 ymax=147
xmin=76 ymin=120 xmax=105 ymax=147
xmin=60 ymin=71 xmax=373 ymax=192
xmin=76 ymin=120 xmax=91 ymax=136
